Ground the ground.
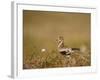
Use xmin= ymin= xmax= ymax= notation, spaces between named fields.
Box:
xmin=23 ymin=48 xmax=91 ymax=69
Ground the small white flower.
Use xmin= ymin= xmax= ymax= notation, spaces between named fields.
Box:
xmin=41 ymin=49 xmax=46 ymax=52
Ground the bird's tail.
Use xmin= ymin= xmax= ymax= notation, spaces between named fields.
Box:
xmin=71 ymin=45 xmax=87 ymax=53
xmin=72 ymin=48 xmax=80 ymax=51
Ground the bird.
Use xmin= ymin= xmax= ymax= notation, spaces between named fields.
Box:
xmin=56 ymin=36 xmax=80 ymax=55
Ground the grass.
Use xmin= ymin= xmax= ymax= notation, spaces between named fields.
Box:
xmin=23 ymin=45 xmax=91 ymax=69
